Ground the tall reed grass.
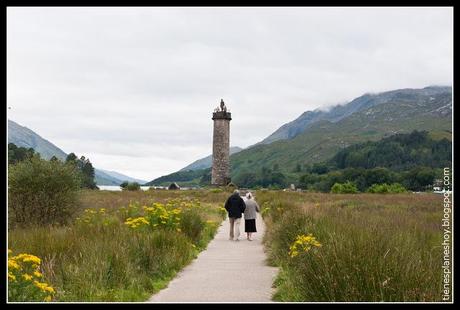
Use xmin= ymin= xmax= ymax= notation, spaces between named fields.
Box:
xmin=257 ymin=191 xmax=444 ymax=302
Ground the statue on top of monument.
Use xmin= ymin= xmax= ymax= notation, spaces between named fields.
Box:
xmin=220 ymin=99 xmax=227 ymax=112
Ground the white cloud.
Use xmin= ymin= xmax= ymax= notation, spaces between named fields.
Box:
xmin=7 ymin=7 xmax=453 ymax=180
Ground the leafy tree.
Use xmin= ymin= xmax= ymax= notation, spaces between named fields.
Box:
xmin=363 ymin=167 xmax=394 ymax=187
xmin=295 ymin=163 xmax=302 ymax=173
xmin=270 ymin=172 xmax=287 ymax=188
xmin=403 ymin=166 xmax=436 ymax=191
xmin=65 ymin=153 xmax=78 ymax=163
xmin=80 ymin=156 xmax=97 ymax=189
xmin=310 ymin=162 xmax=329 ymax=174
xmin=8 ymin=143 xmax=38 ymax=164
xmin=299 ymin=173 xmax=321 ymax=189
xmin=65 ymin=153 xmax=97 ymax=189
xmin=233 ymin=171 xmax=258 ymax=188
xmin=200 ymin=170 xmax=212 ymax=185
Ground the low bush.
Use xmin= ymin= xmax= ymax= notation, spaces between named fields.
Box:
xmin=367 ymin=183 xmax=407 ymax=193
xmin=330 ymin=181 xmax=358 ymax=194
xmin=8 ymin=157 xmax=82 ymax=226
xmin=121 ymin=182 xmax=141 ymax=191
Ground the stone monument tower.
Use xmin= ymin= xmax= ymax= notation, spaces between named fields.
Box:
xmin=211 ymin=99 xmax=232 ymax=186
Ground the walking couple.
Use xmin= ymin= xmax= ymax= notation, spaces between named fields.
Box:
xmin=224 ymin=189 xmax=260 ymax=241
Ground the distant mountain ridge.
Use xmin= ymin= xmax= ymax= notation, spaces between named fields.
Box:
xmin=259 ymin=86 xmax=452 ymax=145
xmin=8 ymin=119 xmax=68 ymax=161
xmin=230 ymin=85 xmax=452 ymax=176
xmin=179 ymin=146 xmax=243 ymax=171
xmin=98 ymin=169 xmax=147 ymax=184
xmin=7 ymin=119 xmax=143 ymax=186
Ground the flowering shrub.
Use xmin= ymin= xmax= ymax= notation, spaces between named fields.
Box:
xmin=142 ymin=203 xmax=182 ymax=231
xmin=8 ymin=250 xmax=55 ymax=302
xmin=124 ymin=217 xmax=150 ymax=229
xmin=288 ymin=234 xmax=322 ymax=258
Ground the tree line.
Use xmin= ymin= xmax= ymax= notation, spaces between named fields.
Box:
xmin=8 ymin=143 xmax=97 ymax=190
xmin=233 ymin=130 xmax=451 ymax=192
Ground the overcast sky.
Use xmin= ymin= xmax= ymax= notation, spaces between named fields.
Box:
xmin=7 ymin=7 xmax=453 ymax=181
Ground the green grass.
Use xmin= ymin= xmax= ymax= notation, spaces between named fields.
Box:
xmin=8 ymin=189 xmax=228 ymax=302
xmin=257 ymin=191 xmax=446 ymax=302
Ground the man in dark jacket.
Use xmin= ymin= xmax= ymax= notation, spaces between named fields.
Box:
xmin=224 ymin=189 xmax=246 ymax=241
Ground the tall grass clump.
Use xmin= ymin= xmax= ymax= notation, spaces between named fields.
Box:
xmin=259 ymin=191 xmax=444 ymax=302
xmin=8 ymin=157 xmax=82 ymax=226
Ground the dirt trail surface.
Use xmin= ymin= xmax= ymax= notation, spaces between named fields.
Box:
xmin=148 ymin=214 xmax=278 ymax=302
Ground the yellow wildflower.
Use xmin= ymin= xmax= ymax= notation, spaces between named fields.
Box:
xmin=33 ymin=280 xmax=50 ymax=292
xmin=289 ymin=234 xmax=322 ymax=258
xmin=33 ymin=270 xmax=43 ymax=278
xmin=15 ymin=253 xmax=41 ymax=265
xmin=44 ymin=286 xmax=55 ymax=293
xmin=125 ymin=216 xmax=149 ymax=229
xmin=44 ymin=296 xmax=53 ymax=302
xmin=22 ymin=273 xmax=33 ymax=281
xmin=8 ymin=258 xmax=20 ymax=270
xmin=8 ymin=272 xmax=16 ymax=282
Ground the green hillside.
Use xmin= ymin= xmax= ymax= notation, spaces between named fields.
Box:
xmin=230 ymin=88 xmax=451 ymax=179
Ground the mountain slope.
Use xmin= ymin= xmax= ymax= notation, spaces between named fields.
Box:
xmin=8 ymin=119 xmax=68 ymax=161
xmin=179 ymin=146 xmax=243 ymax=171
xmin=7 ymin=119 xmax=140 ymax=186
xmin=259 ymin=86 xmax=451 ymax=145
xmin=146 ymin=168 xmax=209 ymax=187
xmin=98 ymin=169 xmax=147 ymax=184
xmin=230 ymin=86 xmax=452 ymax=176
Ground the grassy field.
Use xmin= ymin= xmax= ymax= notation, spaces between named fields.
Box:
xmin=256 ymin=190 xmax=446 ymax=302
xmin=8 ymin=189 xmax=229 ymax=302
xmin=8 ymin=188 xmax=447 ymax=302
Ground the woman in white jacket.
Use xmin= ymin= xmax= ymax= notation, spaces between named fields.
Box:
xmin=243 ymin=192 xmax=260 ymax=241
